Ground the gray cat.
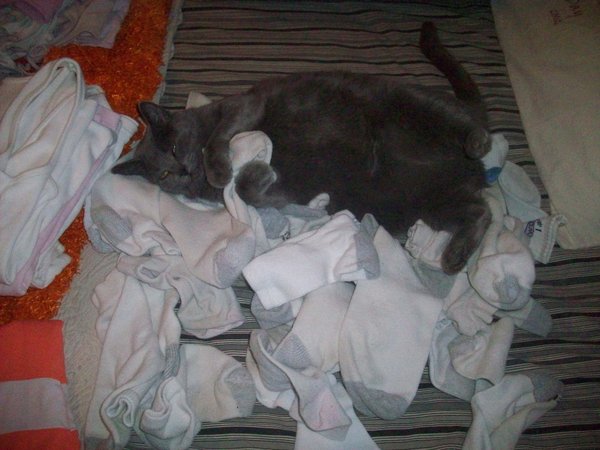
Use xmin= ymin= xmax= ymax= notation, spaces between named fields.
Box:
xmin=112 ymin=22 xmax=491 ymax=274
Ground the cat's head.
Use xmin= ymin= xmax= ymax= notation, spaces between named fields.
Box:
xmin=111 ymin=102 xmax=208 ymax=198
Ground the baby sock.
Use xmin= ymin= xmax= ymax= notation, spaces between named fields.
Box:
xmin=339 ymin=223 xmax=443 ymax=419
xmin=243 ymin=210 xmax=379 ymax=310
xmin=495 ymin=296 xmax=552 ymax=337
xmin=463 ymin=371 xmax=563 ymax=450
xmin=274 ymin=281 xmax=354 ymax=374
xmin=405 ymin=219 xmax=457 ymax=298
xmin=428 ymin=314 xmax=476 ymax=401
xmin=448 ymin=317 xmax=514 ymax=385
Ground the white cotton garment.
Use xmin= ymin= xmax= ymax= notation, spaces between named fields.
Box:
xmin=468 ymin=190 xmax=535 ymax=312
xmin=243 ymin=210 xmax=379 ymax=310
xmin=339 ymin=223 xmax=443 ymax=419
xmin=85 ymin=269 xmax=181 ymax=448
xmin=463 ymin=371 xmax=563 ymax=450
xmin=86 ymin=167 xmax=256 ymax=289
xmin=0 ymin=58 xmax=137 ymax=295
xmin=116 ymin=254 xmax=244 ymax=339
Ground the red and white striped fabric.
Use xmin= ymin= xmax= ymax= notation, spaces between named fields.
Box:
xmin=0 ymin=320 xmax=79 ymax=450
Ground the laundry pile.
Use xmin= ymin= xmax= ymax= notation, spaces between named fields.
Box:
xmin=83 ymin=82 xmax=566 ymax=450
xmin=0 ymin=57 xmax=137 ymax=296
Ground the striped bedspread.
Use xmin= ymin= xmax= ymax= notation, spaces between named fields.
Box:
xmin=128 ymin=1 xmax=600 ymax=448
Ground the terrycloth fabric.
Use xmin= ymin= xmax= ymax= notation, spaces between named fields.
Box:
xmin=0 ymin=320 xmax=79 ymax=450
xmin=0 ymin=57 xmax=137 ymax=295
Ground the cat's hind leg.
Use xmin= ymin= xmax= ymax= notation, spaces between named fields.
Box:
xmin=236 ymin=161 xmax=289 ymax=208
xmin=427 ymin=194 xmax=492 ymax=274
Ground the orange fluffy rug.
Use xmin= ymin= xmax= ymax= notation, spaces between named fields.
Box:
xmin=0 ymin=0 xmax=173 ymax=324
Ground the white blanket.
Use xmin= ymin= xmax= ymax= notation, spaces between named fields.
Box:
xmin=492 ymin=0 xmax=600 ymax=248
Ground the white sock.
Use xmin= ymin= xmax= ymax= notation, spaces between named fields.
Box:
xmin=245 ymin=343 xmax=296 ymax=411
xmin=481 ymin=133 xmax=510 ymax=184
xmin=222 ymin=131 xmax=274 ymax=256
xmin=181 ymin=344 xmax=255 ymax=422
xmin=186 ymin=91 xmax=212 ymax=108
xmin=160 ymin=193 xmax=257 ymax=289
xmin=248 ymin=328 xmax=351 ymax=431
xmin=294 ymin=378 xmax=379 ymax=450
xmin=444 ymin=272 xmax=497 ymax=337
xmin=339 ymin=221 xmax=443 ymax=419
xmin=243 ymin=210 xmax=379 ymax=310
xmin=498 ymin=161 xmax=546 ymax=222
xmin=494 ymin=297 xmax=552 ymax=337
xmin=116 ymin=254 xmax=244 ymax=339
xmin=463 ymin=371 xmax=563 ymax=450
xmin=405 ymin=219 xmax=456 ymax=298
xmin=448 ymin=317 xmax=514 ymax=385
xmin=504 ymin=215 xmax=566 ymax=264
xmin=468 ymin=191 xmax=535 ymax=312
xmin=274 ymin=282 xmax=354 ymax=374
xmin=136 ymin=355 xmax=198 ymax=450
xmin=251 ymin=294 xmax=301 ymax=330
xmin=428 ymin=313 xmax=476 ymax=401
xmin=86 ymin=269 xmax=181 ymax=447
xmin=136 ymin=343 xmax=255 ymax=449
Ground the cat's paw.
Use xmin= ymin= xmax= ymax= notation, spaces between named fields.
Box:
xmin=204 ymin=146 xmax=233 ymax=188
xmin=464 ymin=128 xmax=491 ymax=159
xmin=236 ymin=161 xmax=278 ymax=206
xmin=441 ymin=240 xmax=472 ymax=275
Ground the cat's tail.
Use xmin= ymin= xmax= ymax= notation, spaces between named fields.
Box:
xmin=419 ymin=21 xmax=482 ymax=107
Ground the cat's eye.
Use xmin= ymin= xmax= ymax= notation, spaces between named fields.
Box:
xmin=159 ymin=170 xmax=170 ymax=180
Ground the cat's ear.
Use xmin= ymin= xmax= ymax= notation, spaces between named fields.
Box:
xmin=138 ymin=102 xmax=171 ymax=130
xmin=111 ymin=158 xmax=147 ymax=176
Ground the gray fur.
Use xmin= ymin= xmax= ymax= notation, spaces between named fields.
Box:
xmin=112 ymin=22 xmax=491 ymax=273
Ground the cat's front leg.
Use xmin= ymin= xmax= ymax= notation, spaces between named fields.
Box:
xmin=204 ymin=137 xmax=233 ymax=188
xmin=204 ymin=95 xmax=265 ymax=188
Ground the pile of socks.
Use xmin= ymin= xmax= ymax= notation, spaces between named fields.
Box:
xmin=404 ymin=140 xmax=564 ymax=449
xmin=243 ymin=131 xmax=563 ymax=449
xmin=85 ymin=84 xmax=563 ymax=450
